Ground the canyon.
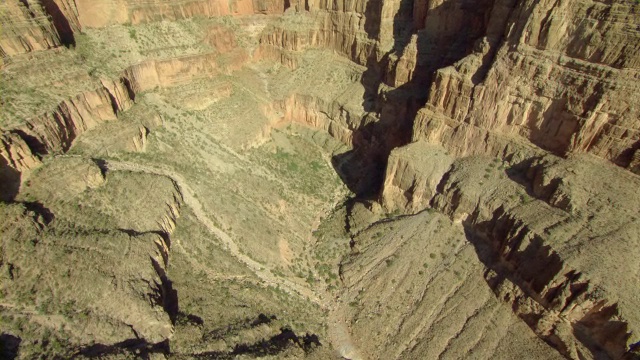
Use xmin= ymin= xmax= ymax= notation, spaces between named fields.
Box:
xmin=1 ymin=0 xmax=639 ymax=359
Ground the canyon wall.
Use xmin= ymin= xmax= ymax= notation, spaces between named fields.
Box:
xmin=0 ymin=50 xmax=232 ymax=201
xmin=257 ymin=0 xmax=401 ymax=68
xmin=65 ymin=0 xmax=289 ymax=28
xmin=1 ymin=0 xmax=639 ymax=358
xmin=376 ymin=2 xmax=640 ymax=358
xmin=411 ymin=0 xmax=640 ymax=172
xmin=0 ymin=0 xmax=286 ymax=59
xmin=0 ymin=0 xmax=62 ymax=57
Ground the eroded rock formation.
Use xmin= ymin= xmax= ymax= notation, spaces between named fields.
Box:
xmin=0 ymin=0 xmax=638 ymax=359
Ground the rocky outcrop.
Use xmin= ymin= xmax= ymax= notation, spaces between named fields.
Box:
xmin=0 ymin=158 xmax=186 ymax=347
xmin=0 ymin=0 xmax=80 ymax=58
xmin=276 ymin=94 xmax=361 ymax=146
xmin=0 ymin=132 xmax=42 ymax=174
xmin=0 ymin=133 xmax=42 ymax=201
xmin=0 ymin=0 xmax=61 ymax=57
xmin=0 ymin=51 xmax=228 ymax=200
xmin=475 ymin=209 xmax=635 ymax=360
xmin=17 ymin=78 xmax=133 ymax=155
xmin=257 ymin=0 xmax=399 ymax=69
xmin=0 ymin=78 xmax=131 ymax=200
xmin=124 ymin=53 xmax=220 ymax=93
xmin=131 ymin=126 xmax=148 ymax=152
xmin=380 ymin=141 xmax=453 ymax=212
xmin=411 ymin=0 xmax=640 ymax=172
xmin=379 ymin=146 xmax=640 ymax=359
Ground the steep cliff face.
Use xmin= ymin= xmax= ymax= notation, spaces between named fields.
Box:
xmin=124 ymin=53 xmax=220 ymax=92
xmin=257 ymin=0 xmax=400 ymax=69
xmin=67 ymin=0 xmax=288 ymax=28
xmin=412 ymin=0 xmax=640 ymax=172
xmin=16 ymin=79 xmax=132 ymax=155
xmin=0 ymin=133 xmax=41 ymax=201
xmin=1 ymin=0 xmax=639 ymax=358
xmin=0 ymin=0 xmax=61 ymax=57
xmin=0 ymin=49 xmax=237 ymax=200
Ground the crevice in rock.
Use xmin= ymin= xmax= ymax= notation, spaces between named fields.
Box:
xmin=90 ymin=158 xmax=108 ymax=177
xmin=39 ymin=0 xmax=75 ymax=47
xmin=9 ymin=129 xmax=47 ymax=156
xmin=120 ymin=76 xmax=136 ymax=102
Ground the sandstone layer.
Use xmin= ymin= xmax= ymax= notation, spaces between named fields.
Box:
xmin=0 ymin=0 xmax=639 ymax=359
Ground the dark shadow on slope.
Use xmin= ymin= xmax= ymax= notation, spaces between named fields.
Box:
xmin=331 ymin=122 xmax=388 ymax=196
xmin=504 ymin=157 xmax=566 ymax=206
xmin=461 ymin=207 xmax=637 ymax=360
xmin=40 ymin=0 xmax=75 ymax=47
xmin=573 ymin=303 xmax=633 ymax=360
xmin=363 ymin=0 xmax=382 ymax=40
xmin=195 ymin=328 xmax=321 ymax=359
xmin=0 ymin=159 xmax=21 ymax=202
xmin=175 ymin=312 xmax=204 ymax=326
xmin=22 ymin=201 xmax=55 ymax=224
xmin=202 ymin=314 xmax=277 ymax=342
xmin=0 ymin=333 xmax=21 ymax=360
xmin=460 ymin=206 xmax=564 ymax=300
xmin=616 ymin=139 xmax=640 ymax=171
xmin=150 ymin=256 xmax=179 ymax=324
xmin=118 ymin=228 xmax=179 ymax=325
xmin=629 ymin=342 xmax=640 ymax=359
xmin=346 ymin=0 xmax=502 ymax=197
xmin=74 ymin=338 xmax=170 ymax=359
xmin=18 ymin=0 xmax=31 ymax=11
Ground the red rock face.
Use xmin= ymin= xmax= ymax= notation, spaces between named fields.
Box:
xmin=410 ymin=0 xmax=640 ymax=172
xmin=0 ymin=1 xmax=62 ymax=56
xmin=69 ymin=0 xmax=289 ymax=28
xmin=0 ymin=0 xmax=639 ymax=358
